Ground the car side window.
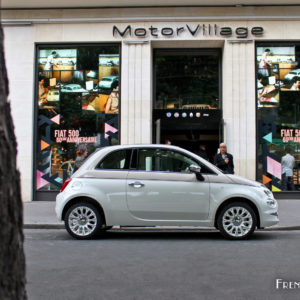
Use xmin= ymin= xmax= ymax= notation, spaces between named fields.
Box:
xmin=96 ymin=149 xmax=131 ymax=170
xmin=137 ymin=149 xmax=200 ymax=173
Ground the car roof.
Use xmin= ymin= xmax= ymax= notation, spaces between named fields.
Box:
xmin=73 ymin=144 xmax=223 ymax=177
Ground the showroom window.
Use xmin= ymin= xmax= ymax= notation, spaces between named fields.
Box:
xmin=35 ymin=44 xmax=120 ymax=194
xmin=154 ymin=49 xmax=220 ymax=110
xmin=152 ymin=49 xmax=222 ymax=154
xmin=256 ymin=42 xmax=300 ymax=192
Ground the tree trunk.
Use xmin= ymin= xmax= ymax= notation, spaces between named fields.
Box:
xmin=0 ymin=23 xmax=27 ymax=300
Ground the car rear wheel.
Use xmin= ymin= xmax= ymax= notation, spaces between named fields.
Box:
xmin=65 ymin=203 xmax=103 ymax=239
xmin=217 ymin=202 xmax=257 ymax=240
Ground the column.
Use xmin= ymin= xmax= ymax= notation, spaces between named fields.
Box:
xmin=223 ymin=41 xmax=256 ymax=180
xmin=121 ymin=41 xmax=152 ymax=144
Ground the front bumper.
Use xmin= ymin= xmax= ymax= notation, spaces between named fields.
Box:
xmin=259 ymin=209 xmax=279 ymax=228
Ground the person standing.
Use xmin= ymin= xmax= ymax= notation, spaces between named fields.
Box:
xmin=44 ymin=51 xmax=57 ymax=77
xmin=281 ymin=149 xmax=295 ymax=191
xmin=258 ymin=48 xmax=272 ymax=77
xmin=214 ymin=143 xmax=234 ymax=174
xmin=195 ymin=144 xmax=209 ymax=161
xmin=74 ymin=144 xmax=88 ymax=172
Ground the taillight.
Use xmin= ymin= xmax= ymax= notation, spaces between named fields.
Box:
xmin=60 ymin=178 xmax=72 ymax=192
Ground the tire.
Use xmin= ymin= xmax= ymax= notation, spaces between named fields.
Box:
xmin=217 ymin=202 xmax=257 ymax=240
xmin=64 ymin=203 xmax=103 ymax=239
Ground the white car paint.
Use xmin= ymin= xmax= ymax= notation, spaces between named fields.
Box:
xmin=56 ymin=144 xmax=279 ymax=238
xmin=61 ymin=84 xmax=89 ymax=96
xmin=284 ymin=69 xmax=300 ymax=81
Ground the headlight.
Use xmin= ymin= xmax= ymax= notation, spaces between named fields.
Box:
xmin=263 ymin=188 xmax=273 ymax=198
xmin=260 ymin=186 xmax=276 ymax=207
xmin=266 ymin=199 xmax=277 ymax=208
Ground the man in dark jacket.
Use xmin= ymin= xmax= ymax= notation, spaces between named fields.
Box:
xmin=214 ymin=143 xmax=234 ymax=174
xmin=195 ymin=144 xmax=209 ymax=161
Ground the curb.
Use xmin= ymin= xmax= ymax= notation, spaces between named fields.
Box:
xmin=261 ymin=226 xmax=300 ymax=231
xmin=24 ymin=224 xmax=64 ymax=229
xmin=23 ymin=224 xmax=300 ymax=231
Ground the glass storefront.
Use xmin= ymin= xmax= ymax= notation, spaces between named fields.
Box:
xmin=257 ymin=42 xmax=300 ymax=192
xmin=35 ymin=44 xmax=120 ymax=194
xmin=154 ymin=49 xmax=220 ymax=110
xmin=153 ymin=49 xmax=222 ymax=160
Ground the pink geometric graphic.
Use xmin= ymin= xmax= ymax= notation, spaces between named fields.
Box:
xmin=51 ymin=114 xmax=60 ymax=125
xmin=105 ymin=123 xmax=118 ymax=139
xmin=36 ymin=170 xmax=49 ymax=190
xmin=267 ymin=156 xmax=282 ymax=180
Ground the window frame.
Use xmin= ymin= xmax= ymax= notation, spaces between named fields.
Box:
xmin=135 ymin=147 xmax=217 ymax=175
xmin=95 ymin=148 xmax=132 ymax=171
xmin=34 ymin=42 xmax=122 ymax=201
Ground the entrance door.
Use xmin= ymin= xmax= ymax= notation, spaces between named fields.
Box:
xmin=153 ymin=48 xmax=222 ymax=160
xmin=154 ymin=115 xmax=222 ymax=163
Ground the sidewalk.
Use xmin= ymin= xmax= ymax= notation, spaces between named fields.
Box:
xmin=23 ymin=200 xmax=300 ymax=230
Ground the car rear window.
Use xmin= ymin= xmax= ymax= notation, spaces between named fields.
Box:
xmin=95 ymin=149 xmax=132 ymax=170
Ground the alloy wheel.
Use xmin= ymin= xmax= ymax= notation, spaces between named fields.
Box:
xmin=222 ymin=206 xmax=253 ymax=238
xmin=68 ymin=206 xmax=98 ymax=237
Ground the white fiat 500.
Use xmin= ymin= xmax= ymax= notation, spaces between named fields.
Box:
xmin=56 ymin=145 xmax=279 ymax=240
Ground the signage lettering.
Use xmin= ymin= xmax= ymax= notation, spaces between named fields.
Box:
xmin=113 ymin=25 xmax=264 ymax=39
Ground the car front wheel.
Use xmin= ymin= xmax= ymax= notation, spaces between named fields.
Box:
xmin=217 ymin=202 xmax=257 ymax=240
xmin=65 ymin=203 xmax=103 ymax=239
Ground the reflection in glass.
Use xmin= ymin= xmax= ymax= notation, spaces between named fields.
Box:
xmin=154 ymin=50 xmax=220 ymax=110
xmin=36 ymin=45 xmax=120 ymax=192
xmin=257 ymin=43 xmax=300 ymax=192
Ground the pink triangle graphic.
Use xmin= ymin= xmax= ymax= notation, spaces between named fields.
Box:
xmin=36 ymin=170 xmax=49 ymax=190
xmin=51 ymin=114 xmax=60 ymax=125
xmin=105 ymin=123 xmax=118 ymax=139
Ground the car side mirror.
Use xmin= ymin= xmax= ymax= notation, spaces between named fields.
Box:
xmin=189 ymin=164 xmax=205 ymax=181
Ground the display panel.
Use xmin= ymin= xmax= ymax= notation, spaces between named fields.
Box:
xmin=36 ymin=45 xmax=120 ymax=192
xmin=257 ymin=43 xmax=300 ymax=192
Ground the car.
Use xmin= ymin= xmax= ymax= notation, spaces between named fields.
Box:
xmin=97 ymin=76 xmax=118 ymax=89
xmin=284 ymin=69 xmax=300 ymax=82
xmin=56 ymin=144 xmax=279 ymax=240
xmin=61 ymin=84 xmax=89 ymax=96
xmin=47 ymin=89 xmax=60 ymax=102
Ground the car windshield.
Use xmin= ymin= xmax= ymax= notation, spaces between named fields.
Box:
xmin=102 ymin=78 xmax=112 ymax=81
xmin=290 ymin=71 xmax=297 ymax=74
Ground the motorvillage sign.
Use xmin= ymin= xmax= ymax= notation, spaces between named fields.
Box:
xmin=113 ymin=24 xmax=264 ymax=39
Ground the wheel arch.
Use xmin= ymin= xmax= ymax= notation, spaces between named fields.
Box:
xmin=62 ymin=196 xmax=107 ymax=226
xmin=214 ymin=197 xmax=261 ymax=229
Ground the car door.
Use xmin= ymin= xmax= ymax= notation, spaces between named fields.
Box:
xmin=126 ymin=148 xmax=210 ymax=224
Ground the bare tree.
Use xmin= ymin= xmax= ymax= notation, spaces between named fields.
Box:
xmin=0 ymin=23 xmax=27 ymax=299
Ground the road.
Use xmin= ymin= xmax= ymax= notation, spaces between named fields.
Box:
xmin=25 ymin=229 xmax=300 ymax=300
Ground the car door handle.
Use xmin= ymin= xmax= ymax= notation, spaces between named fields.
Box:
xmin=128 ymin=181 xmax=144 ymax=188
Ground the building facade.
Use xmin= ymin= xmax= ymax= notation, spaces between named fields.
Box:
xmin=2 ymin=3 xmax=300 ymax=201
